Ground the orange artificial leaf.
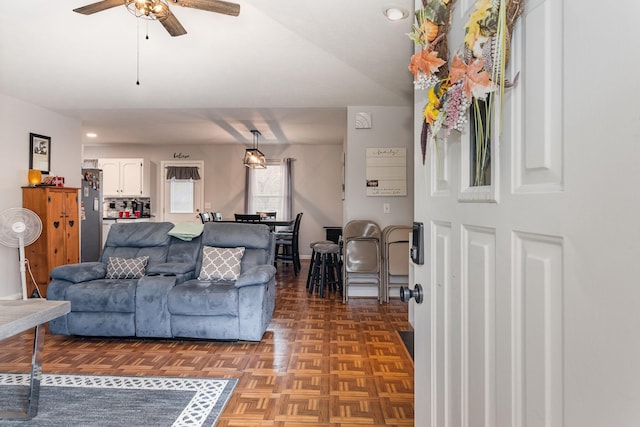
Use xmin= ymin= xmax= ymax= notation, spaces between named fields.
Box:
xmin=448 ymin=55 xmax=467 ymax=84
xmin=464 ymin=58 xmax=492 ymax=99
xmin=408 ymin=49 xmax=445 ymax=79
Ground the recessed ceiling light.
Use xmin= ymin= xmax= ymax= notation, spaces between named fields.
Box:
xmin=384 ymin=7 xmax=408 ymax=21
xmin=86 ymin=132 xmax=97 ymax=138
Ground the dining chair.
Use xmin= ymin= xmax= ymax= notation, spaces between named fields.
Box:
xmin=257 ymin=211 xmax=277 ymax=220
xmin=234 ymin=213 xmax=261 ymax=223
xmin=199 ymin=212 xmax=215 ymax=223
xmin=274 ymin=212 xmax=303 ymax=275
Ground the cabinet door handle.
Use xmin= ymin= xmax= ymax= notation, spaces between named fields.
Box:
xmin=53 ymin=221 xmax=60 ymax=229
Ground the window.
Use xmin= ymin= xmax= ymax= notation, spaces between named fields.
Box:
xmin=246 ymin=159 xmax=292 ymax=219
xmin=469 ymin=95 xmax=492 ymax=187
xmin=170 ymin=180 xmax=195 ymax=213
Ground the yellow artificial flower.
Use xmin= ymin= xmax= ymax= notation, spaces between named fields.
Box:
xmin=464 ymin=0 xmax=492 ymax=49
xmin=424 ymin=86 xmax=442 ymax=124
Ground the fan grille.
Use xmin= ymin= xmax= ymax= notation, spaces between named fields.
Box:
xmin=0 ymin=208 xmax=43 ymax=248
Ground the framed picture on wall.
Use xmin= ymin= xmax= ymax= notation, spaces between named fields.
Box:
xmin=29 ymin=133 xmax=51 ymax=174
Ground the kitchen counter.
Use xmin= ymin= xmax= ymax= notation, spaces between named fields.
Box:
xmin=103 ymin=216 xmax=153 ymax=220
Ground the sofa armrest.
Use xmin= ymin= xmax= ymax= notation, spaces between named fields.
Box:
xmin=147 ymin=262 xmax=194 ymax=275
xmin=235 ymin=265 xmax=276 ymax=288
xmin=50 ymin=262 xmax=106 ymax=283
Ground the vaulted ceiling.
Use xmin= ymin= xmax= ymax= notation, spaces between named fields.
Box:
xmin=0 ymin=1 xmax=415 ymax=146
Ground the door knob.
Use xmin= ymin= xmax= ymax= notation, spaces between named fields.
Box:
xmin=400 ymin=284 xmax=424 ymax=304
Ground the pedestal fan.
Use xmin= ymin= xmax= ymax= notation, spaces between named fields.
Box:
xmin=0 ymin=208 xmax=43 ymax=299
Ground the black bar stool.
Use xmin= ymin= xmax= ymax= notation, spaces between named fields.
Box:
xmin=308 ymin=242 xmax=342 ymax=298
xmin=306 ymin=240 xmax=332 ymax=289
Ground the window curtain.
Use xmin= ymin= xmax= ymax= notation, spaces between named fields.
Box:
xmin=281 ymin=158 xmax=293 ymax=220
xmin=244 ymin=167 xmax=254 ymax=213
xmin=166 ymin=166 xmax=201 ymax=180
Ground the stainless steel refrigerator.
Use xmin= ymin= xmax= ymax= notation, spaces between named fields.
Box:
xmin=81 ymin=169 xmax=103 ymax=262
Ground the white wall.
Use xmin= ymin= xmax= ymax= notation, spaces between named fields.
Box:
xmin=342 ymin=106 xmax=413 ymax=298
xmin=344 ymin=106 xmax=414 ymax=228
xmin=84 ymin=142 xmax=343 ymax=257
xmin=0 ymin=93 xmax=82 ymax=299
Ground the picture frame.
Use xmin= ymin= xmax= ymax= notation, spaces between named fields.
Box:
xmin=29 ymin=133 xmax=51 ymax=174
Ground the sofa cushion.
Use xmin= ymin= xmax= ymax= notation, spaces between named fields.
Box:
xmin=106 ymin=256 xmax=149 ymax=279
xmin=198 ymin=247 xmax=245 ymax=281
xmin=168 ymin=280 xmax=238 ymax=316
xmin=100 ymin=222 xmax=174 ymax=268
xmin=65 ymin=279 xmax=137 ymax=313
xmin=196 ymin=223 xmax=273 ymax=274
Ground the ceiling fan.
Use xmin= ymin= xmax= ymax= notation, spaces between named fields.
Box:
xmin=73 ymin=0 xmax=240 ymax=37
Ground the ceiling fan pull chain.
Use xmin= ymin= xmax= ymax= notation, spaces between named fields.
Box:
xmin=136 ymin=18 xmax=140 ymax=85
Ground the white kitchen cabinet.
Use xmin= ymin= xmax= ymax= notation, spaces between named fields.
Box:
xmin=98 ymin=158 xmax=144 ymax=197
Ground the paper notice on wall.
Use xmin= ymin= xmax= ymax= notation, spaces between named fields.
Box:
xmin=366 ymin=147 xmax=407 ymax=196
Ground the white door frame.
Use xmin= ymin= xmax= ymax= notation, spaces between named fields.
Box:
xmin=159 ymin=160 xmax=205 ymax=223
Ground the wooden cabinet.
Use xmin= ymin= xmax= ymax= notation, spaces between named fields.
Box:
xmin=98 ymin=158 xmax=143 ymax=196
xmin=22 ymin=187 xmax=80 ymax=297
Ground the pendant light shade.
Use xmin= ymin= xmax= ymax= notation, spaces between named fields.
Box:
xmin=244 ymin=130 xmax=266 ymax=168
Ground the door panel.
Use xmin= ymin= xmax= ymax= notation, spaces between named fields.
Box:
xmin=98 ymin=159 xmax=120 ymax=196
xmin=120 ymin=160 xmax=143 ymax=196
xmin=513 ymin=232 xmax=563 ymax=427
xmin=48 ymin=191 xmax=67 ymax=269
xmin=65 ymin=191 xmax=79 ymax=264
xmin=463 ymin=226 xmax=496 ymax=427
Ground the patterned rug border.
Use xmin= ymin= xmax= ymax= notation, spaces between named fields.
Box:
xmin=0 ymin=373 xmax=237 ymax=427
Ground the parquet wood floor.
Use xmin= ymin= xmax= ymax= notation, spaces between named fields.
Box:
xmin=0 ymin=260 xmax=414 ymax=426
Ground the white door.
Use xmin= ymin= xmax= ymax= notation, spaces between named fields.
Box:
xmin=160 ymin=160 xmax=204 ymax=224
xmin=411 ymin=1 xmax=640 ymax=426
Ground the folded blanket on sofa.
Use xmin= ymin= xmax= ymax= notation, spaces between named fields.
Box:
xmin=168 ymin=222 xmax=204 ymax=241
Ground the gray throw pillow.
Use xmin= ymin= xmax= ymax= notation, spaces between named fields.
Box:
xmin=105 ymin=256 xmax=149 ymax=279
xmin=198 ymin=246 xmax=245 ymax=281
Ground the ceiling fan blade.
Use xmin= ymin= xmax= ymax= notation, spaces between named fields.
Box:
xmin=171 ymin=0 xmax=240 ymax=17
xmin=159 ymin=10 xmax=187 ymax=37
xmin=73 ymin=0 xmax=124 ymax=15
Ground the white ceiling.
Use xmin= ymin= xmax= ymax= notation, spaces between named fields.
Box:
xmin=0 ymin=0 xmax=415 ymax=146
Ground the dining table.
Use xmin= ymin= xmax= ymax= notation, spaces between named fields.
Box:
xmin=219 ymin=218 xmax=294 ymax=232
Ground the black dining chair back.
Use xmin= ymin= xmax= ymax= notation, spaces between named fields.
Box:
xmin=275 ymin=212 xmax=303 ymax=275
xmin=234 ymin=214 xmax=261 ymax=223
xmin=199 ymin=212 xmax=215 ymax=223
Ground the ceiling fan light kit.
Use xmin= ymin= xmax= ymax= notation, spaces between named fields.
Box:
xmin=125 ymin=0 xmax=170 ymax=21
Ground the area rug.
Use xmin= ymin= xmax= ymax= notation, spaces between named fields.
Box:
xmin=0 ymin=373 xmax=237 ymax=427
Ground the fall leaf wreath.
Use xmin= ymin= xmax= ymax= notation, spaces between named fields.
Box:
xmin=409 ymin=0 xmax=525 ymax=175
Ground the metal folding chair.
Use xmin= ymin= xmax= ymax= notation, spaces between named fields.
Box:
xmin=342 ymin=220 xmax=381 ymax=302
xmin=381 ymin=225 xmax=411 ymax=302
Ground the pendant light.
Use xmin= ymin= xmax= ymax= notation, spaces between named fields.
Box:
xmin=244 ymin=130 xmax=266 ymax=169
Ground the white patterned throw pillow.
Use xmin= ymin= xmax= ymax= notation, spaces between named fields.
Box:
xmin=105 ymin=256 xmax=149 ymax=279
xmin=198 ymin=246 xmax=245 ymax=281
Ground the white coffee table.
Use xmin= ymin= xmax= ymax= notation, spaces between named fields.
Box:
xmin=0 ymin=299 xmax=70 ymax=420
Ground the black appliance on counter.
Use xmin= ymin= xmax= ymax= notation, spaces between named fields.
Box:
xmin=132 ymin=199 xmax=151 ymax=218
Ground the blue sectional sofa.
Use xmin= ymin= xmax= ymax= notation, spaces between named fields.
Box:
xmin=47 ymin=221 xmax=276 ymax=341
